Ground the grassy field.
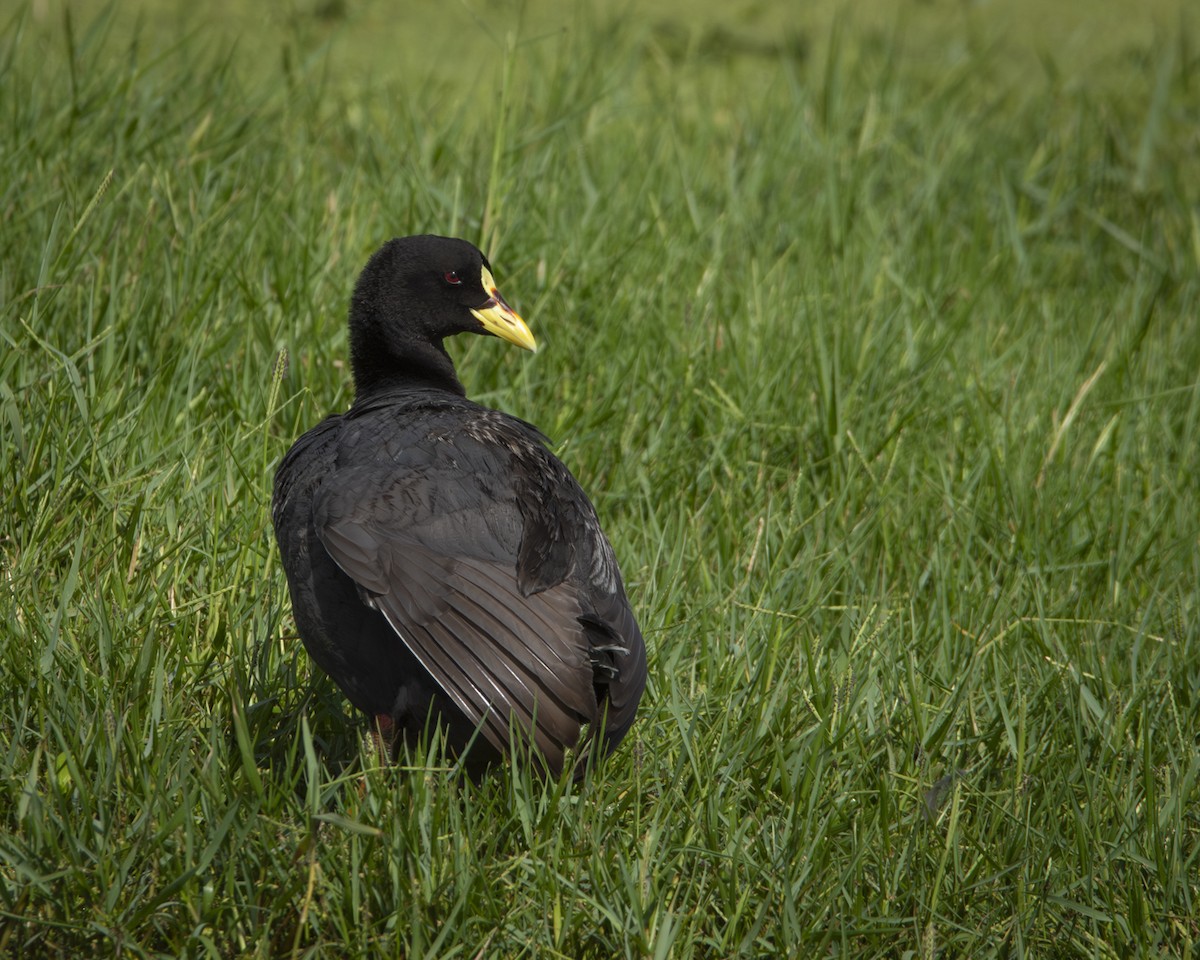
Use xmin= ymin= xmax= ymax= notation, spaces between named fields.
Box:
xmin=2 ymin=0 xmax=1199 ymax=956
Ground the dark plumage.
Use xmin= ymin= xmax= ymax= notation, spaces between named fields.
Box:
xmin=272 ymin=235 xmax=646 ymax=776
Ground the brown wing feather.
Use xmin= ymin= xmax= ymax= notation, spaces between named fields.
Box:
xmin=317 ymin=515 xmax=597 ymax=769
xmin=298 ymin=402 xmax=644 ymax=775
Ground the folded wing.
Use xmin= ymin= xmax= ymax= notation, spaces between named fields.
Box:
xmin=312 ymin=446 xmax=615 ymax=773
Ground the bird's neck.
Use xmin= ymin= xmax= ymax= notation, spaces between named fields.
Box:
xmin=350 ymin=336 xmax=467 ymax=399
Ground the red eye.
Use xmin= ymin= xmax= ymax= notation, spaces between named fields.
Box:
xmin=444 ymin=271 xmax=462 ymax=285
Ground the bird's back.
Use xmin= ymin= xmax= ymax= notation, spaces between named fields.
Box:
xmin=272 ymin=388 xmax=646 ymax=774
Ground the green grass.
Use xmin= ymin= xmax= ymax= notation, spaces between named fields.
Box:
xmin=2 ymin=0 xmax=1199 ymax=956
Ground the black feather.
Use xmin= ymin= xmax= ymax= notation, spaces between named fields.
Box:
xmin=272 ymin=235 xmax=646 ymax=777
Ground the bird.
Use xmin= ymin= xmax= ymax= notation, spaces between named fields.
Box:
xmin=272 ymin=234 xmax=646 ymax=777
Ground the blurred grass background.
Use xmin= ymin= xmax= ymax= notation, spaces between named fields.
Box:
xmin=2 ymin=0 xmax=1198 ymax=956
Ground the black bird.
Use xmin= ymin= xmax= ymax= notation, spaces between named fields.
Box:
xmin=272 ymin=235 xmax=646 ymax=776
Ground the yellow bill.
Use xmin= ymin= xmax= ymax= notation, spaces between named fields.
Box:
xmin=470 ymin=265 xmax=537 ymax=352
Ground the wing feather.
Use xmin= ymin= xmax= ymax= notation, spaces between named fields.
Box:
xmin=304 ymin=404 xmax=645 ymax=774
xmin=319 ymin=507 xmax=596 ymax=766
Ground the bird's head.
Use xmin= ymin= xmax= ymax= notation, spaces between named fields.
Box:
xmin=348 ymin=234 xmax=535 ymax=395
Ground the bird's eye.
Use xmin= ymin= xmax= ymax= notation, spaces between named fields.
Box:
xmin=444 ymin=271 xmax=462 ymax=285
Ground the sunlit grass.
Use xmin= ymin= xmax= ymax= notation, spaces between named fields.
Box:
xmin=1 ymin=1 xmax=1198 ymax=956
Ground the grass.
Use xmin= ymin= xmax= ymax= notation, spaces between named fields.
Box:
xmin=2 ymin=0 xmax=1198 ymax=956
